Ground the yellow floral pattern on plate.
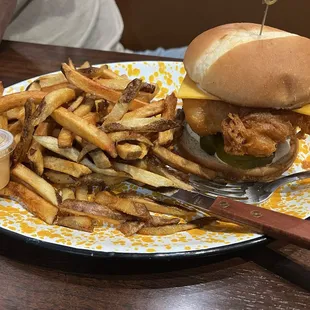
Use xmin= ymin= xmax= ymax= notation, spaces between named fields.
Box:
xmin=1 ymin=61 xmax=309 ymax=254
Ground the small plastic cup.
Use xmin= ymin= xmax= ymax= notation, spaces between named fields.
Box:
xmin=0 ymin=129 xmax=15 ymax=190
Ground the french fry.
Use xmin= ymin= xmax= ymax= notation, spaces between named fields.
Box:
xmin=68 ymin=58 xmax=75 ymax=70
xmin=77 ymin=143 xmax=97 ymax=162
xmin=68 ymin=95 xmax=84 ymax=112
xmin=74 ymin=98 xmax=95 ymax=116
xmin=138 ymin=223 xmax=197 ymax=235
xmin=55 ymin=215 xmax=94 ymax=232
xmin=61 ymin=188 xmax=75 ymax=201
xmin=32 ymin=88 xmax=76 ymax=126
xmin=148 ymin=216 xmax=180 ymax=227
xmin=26 ymin=81 xmax=41 ymax=91
xmin=44 ymin=170 xmax=76 ymax=185
xmin=61 ymin=63 xmax=147 ymax=110
xmin=119 ymin=221 xmax=145 ymax=236
xmin=89 ymin=149 xmax=111 ymax=168
xmin=60 ymin=199 xmax=129 ymax=221
xmin=76 ymin=185 xmax=88 ymax=201
xmin=95 ymin=191 xmax=150 ymax=220
xmin=58 ymin=207 xmax=121 ymax=226
xmin=33 ymin=136 xmax=80 ymax=161
xmin=11 ymin=163 xmax=59 ymax=206
xmin=113 ymin=162 xmax=176 ymax=188
xmin=6 ymin=107 xmax=24 ymax=120
xmin=58 ymin=128 xmax=74 ymax=148
xmin=8 ymin=120 xmax=23 ymax=135
xmin=108 ymin=131 xmax=153 ymax=146
xmin=116 ymin=143 xmax=143 ymax=160
xmin=0 ymin=91 xmax=46 ymax=114
xmin=79 ymin=61 xmax=91 ymax=69
xmin=83 ymin=112 xmax=99 ymax=125
xmin=43 ymin=156 xmax=92 ymax=178
xmin=12 ymin=99 xmax=36 ymax=166
xmin=41 ymin=82 xmax=72 ymax=93
xmin=157 ymin=93 xmax=177 ymax=146
xmin=121 ymin=100 xmax=164 ymax=120
xmin=120 ymin=194 xmax=195 ymax=218
xmin=97 ymin=78 xmax=156 ymax=94
xmin=0 ymin=181 xmax=58 ymax=224
xmin=76 ymin=173 xmax=128 ymax=187
xmin=0 ymin=115 xmax=8 ymax=130
xmin=103 ymin=78 xmax=142 ymax=124
xmin=14 ymin=133 xmax=21 ymax=144
xmin=38 ymin=72 xmax=67 ymax=88
xmin=145 ymin=156 xmax=194 ymax=191
xmin=102 ymin=117 xmax=179 ymax=133
xmin=152 ymin=145 xmax=217 ymax=180
xmin=51 ymin=107 xmax=117 ymax=157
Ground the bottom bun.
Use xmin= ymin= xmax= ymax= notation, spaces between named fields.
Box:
xmin=178 ymin=126 xmax=299 ymax=182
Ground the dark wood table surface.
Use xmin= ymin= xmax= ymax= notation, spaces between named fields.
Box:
xmin=0 ymin=40 xmax=309 ymax=310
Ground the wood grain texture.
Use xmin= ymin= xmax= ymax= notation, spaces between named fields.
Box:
xmin=0 ymin=41 xmax=309 ymax=309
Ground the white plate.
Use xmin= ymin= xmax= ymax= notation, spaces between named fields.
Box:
xmin=1 ymin=61 xmax=310 ymax=258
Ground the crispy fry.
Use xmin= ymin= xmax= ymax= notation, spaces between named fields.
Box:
xmin=28 ymin=148 xmax=44 ymax=176
xmin=68 ymin=58 xmax=75 ymax=70
xmin=61 ymin=199 xmax=129 ymax=221
xmin=8 ymin=120 xmax=23 ymax=135
xmin=33 ymin=136 xmax=80 ymax=161
xmin=108 ymin=131 xmax=153 ymax=146
xmin=0 ymin=181 xmax=58 ymax=224
xmin=52 ymin=107 xmax=117 ymax=157
xmin=61 ymin=63 xmax=147 ymax=110
xmin=76 ymin=185 xmax=88 ymax=201
xmin=74 ymin=98 xmax=95 ymax=116
xmin=76 ymin=173 xmax=128 ymax=187
xmin=97 ymin=78 xmax=156 ymax=93
xmin=0 ymin=115 xmax=8 ymax=130
xmin=26 ymin=81 xmax=41 ymax=91
xmin=122 ymin=100 xmax=164 ymax=120
xmin=103 ymin=78 xmax=142 ymax=124
xmin=102 ymin=117 xmax=179 ymax=133
xmin=95 ymin=191 xmax=150 ymax=220
xmin=116 ymin=143 xmax=143 ymax=160
xmin=113 ymin=162 xmax=176 ymax=187
xmin=148 ymin=216 xmax=180 ymax=227
xmin=138 ymin=223 xmax=197 ymax=235
xmin=120 ymin=194 xmax=194 ymax=218
xmin=38 ymin=72 xmax=67 ymax=88
xmin=11 ymin=163 xmax=58 ymax=206
xmin=12 ymin=99 xmax=36 ymax=166
xmin=83 ymin=112 xmax=99 ymax=125
xmin=77 ymin=143 xmax=97 ymax=162
xmin=158 ymin=93 xmax=177 ymax=146
xmin=32 ymin=88 xmax=76 ymax=126
xmin=89 ymin=149 xmax=111 ymax=168
xmin=68 ymin=95 xmax=84 ymax=112
xmin=58 ymin=128 xmax=74 ymax=148
xmin=6 ymin=107 xmax=24 ymax=120
xmin=58 ymin=207 xmax=121 ymax=226
xmin=145 ymin=156 xmax=193 ymax=191
xmin=14 ymin=133 xmax=21 ymax=144
xmin=0 ymin=91 xmax=46 ymax=114
xmin=44 ymin=170 xmax=76 ymax=184
xmin=119 ymin=221 xmax=145 ymax=236
xmin=55 ymin=215 xmax=94 ymax=232
xmin=61 ymin=188 xmax=75 ymax=201
xmin=79 ymin=61 xmax=91 ymax=69
xmin=43 ymin=156 xmax=92 ymax=178
xmin=152 ymin=145 xmax=217 ymax=180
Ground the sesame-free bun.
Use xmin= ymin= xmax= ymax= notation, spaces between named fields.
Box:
xmin=184 ymin=23 xmax=310 ymax=109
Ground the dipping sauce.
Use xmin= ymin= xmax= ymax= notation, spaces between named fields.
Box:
xmin=0 ymin=130 xmax=15 ymax=190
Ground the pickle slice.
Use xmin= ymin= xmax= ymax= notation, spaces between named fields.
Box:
xmin=200 ymin=134 xmax=274 ymax=169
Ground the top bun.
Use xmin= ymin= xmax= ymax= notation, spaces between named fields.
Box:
xmin=184 ymin=23 xmax=310 ymax=109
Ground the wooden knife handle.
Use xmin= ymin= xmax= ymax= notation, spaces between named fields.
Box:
xmin=209 ymin=197 xmax=310 ymax=249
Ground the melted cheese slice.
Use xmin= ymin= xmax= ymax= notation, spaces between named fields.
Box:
xmin=177 ymin=74 xmax=310 ymax=116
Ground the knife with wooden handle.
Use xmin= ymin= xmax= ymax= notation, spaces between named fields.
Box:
xmin=115 ymin=183 xmax=310 ymax=249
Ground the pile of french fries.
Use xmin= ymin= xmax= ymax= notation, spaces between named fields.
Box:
xmin=0 ymin=60 xmax=217 ymax=236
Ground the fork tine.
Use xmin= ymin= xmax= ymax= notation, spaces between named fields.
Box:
xmin=190 ymin=177 xmax=247 ymax=190
xmin=190 ymin=179 xmax=245 ymax=194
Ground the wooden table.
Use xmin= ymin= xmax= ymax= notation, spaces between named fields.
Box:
xmin=0 ymin=40 xmax=309 ymax=310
